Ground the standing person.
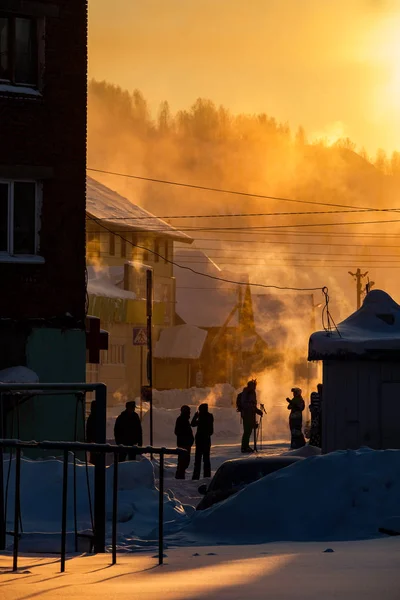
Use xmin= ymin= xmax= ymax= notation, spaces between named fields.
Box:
xmin=114 ymin=400 xmax=143 ymax=462
xmin=191 ymin=403 xmax=214 ymax=480
xmin=86 ymin=400 xmax=97 ymax=465
xmin=286 ymin=387 xmax=306 ymax=449
xmin=309 ymin=384 xmax=322 ymax=448
xmin=238 ymin=380 xmax=263 ymax=453
xmin=174 ymin=405 xmax=194 ymax=479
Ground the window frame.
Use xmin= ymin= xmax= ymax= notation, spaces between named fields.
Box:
xmin=109 ymin=232 xmax=115 ymax=257
xmin=0 ymin=178 xmax=41 ymax=258
xmin=0 ymin=13 xmax=39 ymax=89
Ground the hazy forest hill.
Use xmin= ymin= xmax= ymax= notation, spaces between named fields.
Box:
xmin=87 ymin=79 xmax=400 ymax=219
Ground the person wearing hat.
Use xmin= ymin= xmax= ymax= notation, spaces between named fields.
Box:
xmin=286 ymin=387 xmax=306 ymax=449
xmin=114 ymin=400 xmax=143 ymax=461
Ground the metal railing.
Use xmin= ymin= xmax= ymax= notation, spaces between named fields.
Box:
xmin=0 ymin=439 xmax=187 ymax=573
xmin=0 ymin=383 xmax=108 ymax=554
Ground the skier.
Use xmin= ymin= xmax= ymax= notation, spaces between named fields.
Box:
xmin=309 ymin=383 xmax=322 ymax=448
xmin=237 ymin=380 xmax=263 ymax=453
xmin=174 ymin=405 xmax=194 ymax=479
xmin=286 ymin=387 xmax=306 ymax=449
xmin=86 ymin=400 xmax=97 ymax=465
xmin=191 ymin=403 xmax=214 ymax=480
xmin=114 ymin=400 xmax=143 ymax=461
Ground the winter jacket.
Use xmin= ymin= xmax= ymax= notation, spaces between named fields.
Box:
xmin=114 ymin=410 xmax=143 ymax=446
xmin=191 ymin=412 xmax=214 ymax=440
xmin=287 ymin=396 xmax=305 ymax=415
xmin=86 ymin=412 xmax=96 ymax=443
xmin=240 ymin=388 xmax=263 ymax=418
xmin=175 ymin=415 xmax=194 ymax=448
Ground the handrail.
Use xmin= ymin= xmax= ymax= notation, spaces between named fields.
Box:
xmin=0 ymin=439 xmax=187 ymax=573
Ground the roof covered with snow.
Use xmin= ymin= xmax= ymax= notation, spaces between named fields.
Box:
xmin=154 ymin=324 xmax=207 ymax=359
xmin=86 ymin=177 xmax=192 ymax=243
xmin=309 ymin=290 xmax=400 ymax=359
xmin=87 ymin=266 xmax=136 ymax=300
xmin=174 ymin=247 xmax=243 ymax=328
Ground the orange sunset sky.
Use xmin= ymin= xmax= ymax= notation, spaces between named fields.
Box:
xmin=89 ymin=0 xmax=400 ymax=155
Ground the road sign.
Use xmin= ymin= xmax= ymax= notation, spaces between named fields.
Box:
xmin=133 ymin=327 xmax=148 ymax=346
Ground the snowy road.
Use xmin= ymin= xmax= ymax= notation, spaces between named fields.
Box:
xmin=1 ymin=538 xmax=399 ymax=600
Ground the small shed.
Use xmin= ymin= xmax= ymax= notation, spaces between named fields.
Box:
xmin=154 ymin=324 xmax=208 ymax=389
xmin=308 ymin=290 xmax=400 ymax=453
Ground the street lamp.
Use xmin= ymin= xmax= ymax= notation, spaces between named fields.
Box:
xmin=311 ymin=294 xmax=323 ymax=331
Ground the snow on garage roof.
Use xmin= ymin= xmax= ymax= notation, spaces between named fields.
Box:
xmin=308 ymin=290 xmax=400 ymax=359
xmin=86 ymin=177 xmax=192 ymax=243
xmin=154 ymin=324 xmax=207 ymax=359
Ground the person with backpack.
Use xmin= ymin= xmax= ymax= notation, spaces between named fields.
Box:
xmin=191 ymin=403 xmax=214 ymax=480
xmin=174 ymin=405 xmax=194 ymax=479
xmin=237 ymin=380 xmax=263 ymax=453
xmin=286 ymin=387 xmax=306 ymax=449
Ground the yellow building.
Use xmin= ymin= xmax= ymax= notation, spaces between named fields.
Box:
xmin=85 ymin=176 xmax=192 ymax=408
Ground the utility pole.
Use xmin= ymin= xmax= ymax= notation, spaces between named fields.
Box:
xmin=348 ymin=269 xmax=368 ymax=310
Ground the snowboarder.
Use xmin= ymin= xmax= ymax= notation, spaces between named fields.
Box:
xmin=191 ymin=403 xmax=214 ymax=480
xmin=174 ymin=405 xmax=194 ymax=479
xmin=114 ymin=400 xmax=143 ymax=461
xmin=86 ymin=400 xmax=97 ymax=465
xmin=286 ymin=387 xmax=306 ymax=449
xmin=237 ymin=380 xmax=263 ymax=453
xmin=309 ymin=383 xmax=323 ymax=448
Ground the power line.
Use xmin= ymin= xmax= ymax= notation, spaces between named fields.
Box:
xmin=87 ymin=167 xmax=396 ymax=212
xmin=91 ymin=232 xmax=400 ymax=249
xmin=87 ymin=216 xmax=324 ymax=292
xmin=87 ymin=217 xmax=400 ymax=233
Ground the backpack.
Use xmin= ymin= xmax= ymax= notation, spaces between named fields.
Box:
xmin=236 ymin=392 xmax=243 ymax=412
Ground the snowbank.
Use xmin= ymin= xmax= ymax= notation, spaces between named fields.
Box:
xmin=186 ymin=447 xmax=400 ymax=544
xmin=0 ymin=366 xmax=39 ymax=383
xmin=282 ymin=445 xmax=322 ymax=457
xmin=3 ymin=455 xmax=189 ymax=551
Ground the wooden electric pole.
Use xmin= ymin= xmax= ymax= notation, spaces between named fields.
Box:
xmin=348 ymin=269 xmax=368 ymax=310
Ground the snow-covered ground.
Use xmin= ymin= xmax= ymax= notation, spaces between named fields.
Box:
xmin=1 ymin=538 xmax=400 ymax=600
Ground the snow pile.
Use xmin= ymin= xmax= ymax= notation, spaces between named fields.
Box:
xmin=152 ymin=384 xmax=236 ymax=409
xmin=3 ymin=455 xmax=189 ymax=551
xmin=186 ymin=447 xmax=400 ymax=544
xmin=283 ymin=445 xmax=322 ymax=457
xmin=0 ymin=366 xmax=39 ymax=383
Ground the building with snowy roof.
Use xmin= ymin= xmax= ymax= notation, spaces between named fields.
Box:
xmin=85 ymin=177 xmax=192 ymax=405
xmin=308 ymin=289 xmax=400 ymax=453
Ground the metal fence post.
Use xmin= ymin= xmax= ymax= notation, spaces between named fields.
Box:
xmin=60 ymin=450 xmax=69 ymax=573
xmin=158 ymin=451 xmax=164 ymax=565
xmin=0 ymin=392 xmax=5 ymax=551
xmin=112 ymin=452 xmax=118 ymax=565
xmin=12 ymin=447 xmax=21 ymax=572
xmin=94 ymin=384 xmax=107 ymax=553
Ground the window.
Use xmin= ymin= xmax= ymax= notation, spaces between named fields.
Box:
xmin=87 ymin=232 xmax=100 ymax=259
xmin=120 ymin=235 xmax=126 ymax=258
xmin=0 ymin=15 xmax=38 ymax=87
xmin=109 ymin=232 xmax=115 ymax=256
xmin=0 ymin=180 xmax=40 ymax=256
xmin=154 ymin=239 xmax=160 ymax=263
xmin=101 ymin=344 xmax=125 ymax=365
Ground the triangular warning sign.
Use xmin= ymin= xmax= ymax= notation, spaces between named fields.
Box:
xmin=133 ymin=328 xmax=147 ymax=345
